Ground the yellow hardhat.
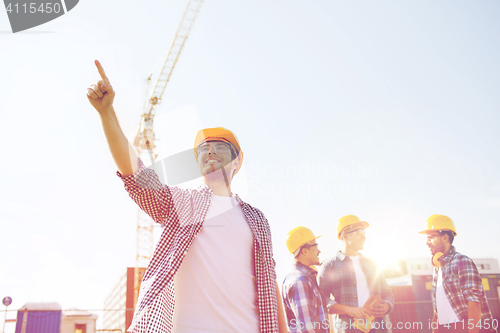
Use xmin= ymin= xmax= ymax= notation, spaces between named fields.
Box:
xmin=418 ymin=214 xmax=457 ymax=236
xmin=337 ymin=215 xmax=370 ymax=240
xmin=286 ymin=227 xmax=321 ymax=257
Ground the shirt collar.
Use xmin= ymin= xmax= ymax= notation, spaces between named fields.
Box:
xmin=439 ymin=246 xmax=456 ymax=263
xmin=197 ymin=183 xmax=213 ymax=195
xmin=295 ymin=262 xmax=318 ymax=277
xmin=233 ymin=193 xmax=242 ymax=204
xmin=197 ymin=184 xmax=242 ymax=204
xmin=336 ymin=250 xmax=365 ymax=261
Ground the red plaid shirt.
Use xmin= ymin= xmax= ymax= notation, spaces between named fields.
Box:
xmin=118 ymin=159 xmax=279 ymax=333
xmin=432 ymin=247 xmax=495 ymax=326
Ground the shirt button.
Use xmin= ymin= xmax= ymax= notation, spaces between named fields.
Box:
xmin=154 ymin=290 xmax=159 ymax=294
xmin=354 ymin=295 xmax=357 ymax=298
xmin=183 ymin=251 xmax=188 ymax=256
xmin=170 ymin=271 xmax=174 ymax=275
xmin=353 ymin=281 xmax=356 ymax=284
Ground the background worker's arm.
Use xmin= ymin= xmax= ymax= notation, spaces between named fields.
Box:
xmin=86 ymin=60 xmax=139 ymax=176
xmin=371 ymin=302 xmax=390 ymax=317
xmin=276 ymin=281 xmax=289 ymax=333
xmin=457 ymin=257 xmax=486 ymax=333
xmin=328 ymin=303 xmax=371 ymax=320
xmin=287 ymin=280 xmax=324 ymax=333
xmin=468 ymin=301 xmax=481 ymax=333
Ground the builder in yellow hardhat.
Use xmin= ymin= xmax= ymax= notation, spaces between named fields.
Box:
xmin=318 ymin=215 xmax=394 ymax=333
xmin=419 ymin=215 xmax=496 ymax=333
xmin=282 ymin=227 xmax=328 ymax=333
xmin=86 ymin=62 xmax=288 ymax=332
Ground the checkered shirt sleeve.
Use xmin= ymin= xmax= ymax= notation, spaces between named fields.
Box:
xmin=117 ymin=159 xmax=175 ymax=225
xmin=283 ymin=265 xmax=327 ymax=333
xmin=432 ymin=247 xmax=495 ymax=324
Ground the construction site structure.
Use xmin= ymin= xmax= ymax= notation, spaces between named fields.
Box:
xmin=131 ymin=0 xmax=204 ymax=305
xmin=14 ymin=303 xmax=98 ymax=333
xmin=103 ymin=267 xmax=146 ymax=332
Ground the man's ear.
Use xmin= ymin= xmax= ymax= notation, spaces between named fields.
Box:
xmin=442 ymin=233 xmax=450 ymax=244
xmin=232 ymin=154 xmax=241 ymax=170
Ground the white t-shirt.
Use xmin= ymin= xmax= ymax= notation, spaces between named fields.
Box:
xmin=436 ymin=268 xmax=460 ymax=324
xmin=172 ymin=195 xmax=259 ymax=333
xmin=350 ymin=255 xmax=370 ymax=307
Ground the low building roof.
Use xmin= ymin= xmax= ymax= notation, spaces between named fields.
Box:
xmin=18 ymin=302 xmax=62 ymax=311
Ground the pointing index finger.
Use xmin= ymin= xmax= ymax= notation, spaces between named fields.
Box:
xmin=95 ymin=60 xmax=110 ymax=84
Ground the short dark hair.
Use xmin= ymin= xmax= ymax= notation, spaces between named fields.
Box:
xmin=441 ymin=231 xmax=454 ymax=245
xmin=297 ymin=242 xmax=314 ymax=257
xmin=228 ymin=143 xmax=239 ymax=161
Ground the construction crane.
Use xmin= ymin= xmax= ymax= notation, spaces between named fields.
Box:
xmin=132 ymin=0 xmax=204 ymax=305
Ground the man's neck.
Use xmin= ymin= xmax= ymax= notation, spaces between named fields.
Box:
xmin=342 ymin=246 xmax=359 ymax=257
xmin=207 ymin=182 xmax=232 ymax=196
xmin=203 ymin=169 xmax=233 ymax=197
xmin=442 ymin=244 xmax=452 ymax=256
xmin=296 ymin=258 xmax=311 ymax=268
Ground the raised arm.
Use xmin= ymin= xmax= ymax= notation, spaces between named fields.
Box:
xmin=86 ymin=60 xmax=138 ymax=176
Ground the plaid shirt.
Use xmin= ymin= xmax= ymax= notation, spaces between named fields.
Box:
xmin=432 ymin=246 xmax=495 ymax=325
xmin=318 ymin=251 xmax=394 ymax=333
xmin=282 ymin=263 xmax=328 ymax=333
xmin=118 ymin=159 xmax=278 ymax=333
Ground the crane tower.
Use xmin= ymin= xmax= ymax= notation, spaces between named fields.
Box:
xmin=132 ymin=0 xmax=204 ymax=304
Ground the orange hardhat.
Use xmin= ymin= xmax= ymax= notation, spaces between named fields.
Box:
xmin=418 ymin=214 xmax=457 ymax=236
xmin=194 ymin=127 xmax=243 ymax=175
xmin=337 ymin=215 xmax=369 ymax=239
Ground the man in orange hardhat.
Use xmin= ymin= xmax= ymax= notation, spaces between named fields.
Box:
xmin=318 ymin=215 xmax=394 ymax=333
xmin=194 ymin=127 xmax=244 ymax=178
xmin=86 ymin=62 xmax=287 ymax=333
xmin=420 ymin=215 xmax=496 ymax=333
xmin=282 ymin=227 xmax=328 ymax=333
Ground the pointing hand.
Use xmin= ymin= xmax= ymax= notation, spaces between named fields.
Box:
xmin=86 ymin=60 xmax=115 ymax=113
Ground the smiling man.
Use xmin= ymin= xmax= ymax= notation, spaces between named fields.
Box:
xmin=318 ymin=215 xmax=394 ymax=333
xmin=420 ymin=215 xmax=496 ymax=333
xmin=282 ymin=227 xmax=328 ymax=333
xmin=86 ymin=61 xmax=286 ymax=333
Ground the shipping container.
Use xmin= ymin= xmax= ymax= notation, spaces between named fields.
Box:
xmin=15 ymin=303 xmax=62 ymax=333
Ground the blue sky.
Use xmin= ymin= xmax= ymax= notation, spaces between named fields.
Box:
xmin=1 ymin=0 xmax=499 ymax=330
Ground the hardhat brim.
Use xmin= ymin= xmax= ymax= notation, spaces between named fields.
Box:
xmin=338 ymin=221 xmax=369 ymax=239
xmin=298 ymin=235 xmax=321 ymax=249
xmin=418 ymin=229 xmax=457 ymax=236
xmin=293 ymin=235 xmax=321 ymax=257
